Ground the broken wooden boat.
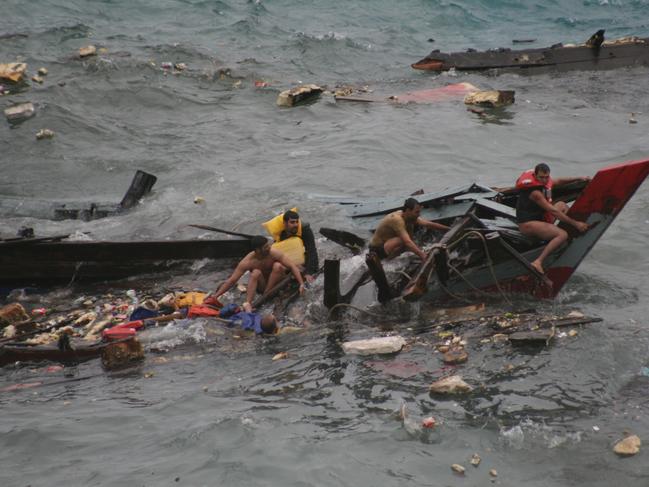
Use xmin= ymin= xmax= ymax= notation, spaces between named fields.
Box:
xmin=0 ymin=236 xmax=251 ymax=287
xmin=0 ymin=169 xmax=156 ymax=221
xmin=412 ymin=32 xmax=649 ymax=74
xmin=0 ymin=339 xmax=109 ymax=367
xmin=323 ymin=158 xmax=649 ymax=305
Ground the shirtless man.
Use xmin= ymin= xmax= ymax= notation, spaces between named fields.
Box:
xmin=210 ymin=235 xmax=305 ymax=312
xmin=516 ymin=163 xmax=589 ymax=274
xmin=368 ymin=197 xmax=449 ymax=261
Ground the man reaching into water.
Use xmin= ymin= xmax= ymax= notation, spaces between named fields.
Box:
xmin=516 ymin=163 xmax=589 ymax=274
xmin=368 ymin=197 xmax=449 ymax=261
xmin=207 ymin=235 xmax=305 ymax=312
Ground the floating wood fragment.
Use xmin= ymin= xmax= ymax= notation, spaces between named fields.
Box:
xmin=442 ymin=347 xmax=468 ymax=364
xmin=277 ymin=84 xmax=323 ymax=107
xmin=79 ymin=45 xmax=97 ymax=58
xmin=429 ymin=375 xmax=472 ymax=394
xmin=464 ymin=90 xmax=515 ymax=107
xmin=0 ymin=62 xmax=27 ymax=83
xmin=508 ymin=329 xmax=554 ymax=346
xmin=613 ymin=434 xmax=641 ymax=456
xmin=335 ymin=82 xmax=478 ymax=104
xmin=101 ymin=337 xmax=144 ymax=370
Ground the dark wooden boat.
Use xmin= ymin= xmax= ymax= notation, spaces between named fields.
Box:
xmin=0 ymin=170 xmax=157 ymax=222
xmin=0 ymin=339 xmax=108 ymax=367
xmin=0 ymin=237 xmax=251 ymax=287
xmin=323 ymin=158 xmax=649 ymax=305
xmin=412 ymin=34 xmax=649 ymax=74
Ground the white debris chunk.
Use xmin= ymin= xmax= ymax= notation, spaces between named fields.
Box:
xmin=341 ymin=336 xmax=406 ymax=355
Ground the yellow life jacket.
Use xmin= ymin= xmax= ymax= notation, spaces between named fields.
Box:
xmin=262 ymin=208 xmax=305 ymax=266
xmin=174 ymin=291 xmax=207 ymax=308
xmin=271 ymin=237 xmax=305 ymax=266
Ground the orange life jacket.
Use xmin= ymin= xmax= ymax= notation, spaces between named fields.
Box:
xmin=516 ymin=169 xmax=554 ymax=223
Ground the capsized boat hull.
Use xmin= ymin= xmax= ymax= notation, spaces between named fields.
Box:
xmin=421 ymin=158 xmax=649 ymax=299
xmin=0 ymin=238 xmax=251 ymax=286
xmin=412 ymin=37 xmax=649 ymax=74
xmin=323 ymin=158 xmax=649 ymax=303
xmin=0 ymin=340 xmax=107 ymax=367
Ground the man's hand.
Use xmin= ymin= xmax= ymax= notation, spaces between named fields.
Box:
xmin=305 ymin=274 xmax=315 ymax=284
xmin=298 ymin=283 xmax=306 ymax=295
xmin=574 ymin=221 xmax=589 ymax=233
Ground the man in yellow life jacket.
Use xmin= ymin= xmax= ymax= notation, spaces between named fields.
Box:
xmin=208 ymin=235 xmax=305 ymax=312
xmin=263 ymin=209 xmax=319 ymax=284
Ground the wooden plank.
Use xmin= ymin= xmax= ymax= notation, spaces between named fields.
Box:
xmin=401 ymin=213 xmax=473 ymax=301
xmin=365 ymin=252 xmax=393 ymax=303
xmin=319 ymin=227 xmax=366 ymax=254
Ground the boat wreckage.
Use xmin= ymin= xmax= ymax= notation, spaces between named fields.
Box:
xmin=412 ymin=30 xmax=649 ymax=74
xmin=0 ymin=235 xmax=252 ymax=287
xmin=322 ymin=158 xmax=649 ymax=307
xmin=0 ymin=169 xmax=157 ymax=221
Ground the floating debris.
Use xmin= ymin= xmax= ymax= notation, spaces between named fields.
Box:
xmin=421 ymin=416 xmax=436 ymax=429
xmin=193 ymin=196 xmax=205 ymax=204
xmin=272 ymin=352 xmax=288 ymax=361
xmin=629 ymin=112 xmax=638 ymax=124
xmin=464 ymin=90 xmax=515 ymax=107
xmin=101 ymin=337 xmax=145 ymax=370
xmin=451 ymin=464 xmax=465 ymax=475
xmin=0 ymin=62 xmax=27 ymax=83
xmin=341 ymin=336 xmax=406 ymax=355
xmin=4 ymin=102 xmax=35 ymax=123
xmin=489 ymin=469 xmax=498 ymax=477
xmin=79 ymin=45 xmax=97 ymax=58
xmin=429 ymin=375 xmax=472 ymax=394
xmin=0 ymin=303 xmax=30 ymax=326
xmin=31 ymin=75 xmax=44 ymax=84
xmin=277 ymin=84 xmax=323 ymax=107
xmin=442 ymin=347 xmax=468 ymax=364
xmin=37 ymin=67 xmax=48 ymax=76
xmin=613 ymin=434 xmax=641 ymax=456
xmin=470 ymin=453 xmax=481 ymax=466
xmin=36 ymin=128 xmax=55 ymax=140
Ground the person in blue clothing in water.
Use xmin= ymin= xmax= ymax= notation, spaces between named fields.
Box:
xmin=219 ymin=303 xmax=279 ymax=335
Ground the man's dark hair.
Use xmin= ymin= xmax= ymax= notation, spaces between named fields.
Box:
xmin=260 ymin=315 xmax=278 ymax=334
xmin=534 ymin=163 xmax=551 ymax=175
xmin=250 ymin=235 xmax=269 ymax=250
xmin=403 ymin=197 xmax=421 ymax=211
xmin=283 ymin=209 xmax=300 ymax=222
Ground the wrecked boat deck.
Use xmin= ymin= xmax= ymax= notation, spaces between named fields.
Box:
xmin=322 ymin=158 xmax=649 ymax=307
xmin=412 ymin=34 xmax=649 ymax=74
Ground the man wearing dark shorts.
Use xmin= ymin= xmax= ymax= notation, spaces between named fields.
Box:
xmin=368 ymin=198 xmax=449 ymax=260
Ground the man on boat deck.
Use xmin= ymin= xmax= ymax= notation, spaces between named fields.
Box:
xmin=268 ymin=210 xmax=319 ymax=283
xmin=207 ymin=235 xmax=305 ymax=312
xmin=368 ymin=197 xmax=450 ymax=261
xmin=516 ymin=163 xmax=590 ymax=274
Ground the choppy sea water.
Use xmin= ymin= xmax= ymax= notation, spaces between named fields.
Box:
xmin=2 ymin=1 xmax=649 ymax=485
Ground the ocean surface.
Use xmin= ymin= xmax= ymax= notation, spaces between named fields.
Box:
xmin=2 ymin=1 xmax=649 ymax=485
